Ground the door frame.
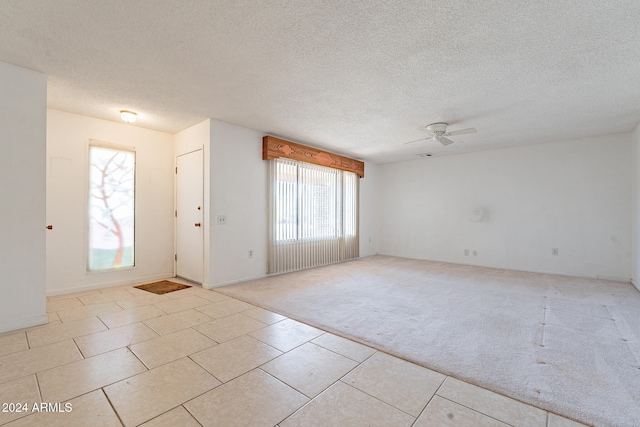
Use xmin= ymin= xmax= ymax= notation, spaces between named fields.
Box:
xmin=174 ymin=148 xmax=205 ymax=284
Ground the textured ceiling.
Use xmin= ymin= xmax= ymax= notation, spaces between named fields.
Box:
xmin=1 ymin=1 xmax=639 ymax=163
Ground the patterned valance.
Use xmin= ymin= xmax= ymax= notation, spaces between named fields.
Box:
xmin=262 ymin=135 xmax=364 ymax=178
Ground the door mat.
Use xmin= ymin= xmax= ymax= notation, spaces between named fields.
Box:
xmin=134 ymin=281 xmax=191 ymax=295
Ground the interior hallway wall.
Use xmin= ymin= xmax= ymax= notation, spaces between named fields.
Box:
xmin=46 ymin=110 xmax=175 ymax=294
xmin=359 ymin=162 xmax=379 ymax=257
xmin=0 ymin=61 xmax=47 ymax=332
xmin=208 ymin=120 xmax=268 ymax=287
xmin=377 ymin=134 xmax=632 ymax=280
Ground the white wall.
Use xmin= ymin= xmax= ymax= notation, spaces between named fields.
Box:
xmin=632 ymin=123 xmax=640 ymax=288
xmin=208 ymin=120 xmax=268 ymax=287
xmin=359 ymin=162 xmax=380 ymax=257
xmin=0 ymin=62 xmax=48 ymax=332
xmin=179 ymin=119 xmax=375 ymax=287
xmin=378 ymin=134 xmax=632 ymax=280
xmin=46 ymin=110 xmax=175 ymax=294
xmin=174 ymin=119 xmax=211 ymax=285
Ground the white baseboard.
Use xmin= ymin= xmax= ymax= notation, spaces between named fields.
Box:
xmin=46 ymin=273 xmax=174 ymax=296
xmin=632 ymin=279 xmax=640 ymax=292
xmin=375 ymin=253 xmax=631 ymax=283
xmin=205 ymin=273 xmax=269 ymax=289
xmin=0 ymin=314 xmax=48 ymax=334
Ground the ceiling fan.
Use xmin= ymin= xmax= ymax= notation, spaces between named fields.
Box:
xmin=404 ymin=122 xmax=477 ymax=146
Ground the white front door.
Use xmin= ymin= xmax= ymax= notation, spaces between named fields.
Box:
xmin=176 ymin=149 xmax=204 ymax=283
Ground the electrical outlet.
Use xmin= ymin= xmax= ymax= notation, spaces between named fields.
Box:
xmin=464 ymin=249 xmax=469 ymax=256
xmin=473 ymin=250 xmax=478 ymax=256
xmin=248 ymin=249 xmax=254 ymax=258
xmin=217 ymin=215 xmax=227 ymax=225
xmin=552 ymin=248 xmax=559 ymax=256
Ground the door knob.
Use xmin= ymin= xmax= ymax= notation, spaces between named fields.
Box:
xmin=195 ymin=222 xmax=201 ymax=227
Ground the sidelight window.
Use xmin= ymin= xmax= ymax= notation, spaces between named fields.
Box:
xmin=88 ymin=144 xmax=135 ymax=271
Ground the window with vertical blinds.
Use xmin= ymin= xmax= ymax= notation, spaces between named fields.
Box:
xmin=268 ymin=158 xmax=358 ymax=274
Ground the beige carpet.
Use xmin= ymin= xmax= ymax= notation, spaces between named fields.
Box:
xmin=217 ymin=255 xmax=640 ymax=427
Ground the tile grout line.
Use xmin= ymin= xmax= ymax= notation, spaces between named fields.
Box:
xmin=184 ymin=325 xmax=221 ymax=345
xmin=433 ymin=374 xmax=448 ymax=396
xmin=337 ymin=379 xmax=419 ymax=420
xmin=95 ymin=315 xmax=110 ymax=330
xmin=182 ymin=402 xmax=206 ymax=427
xmin=72 ymin=337 xmax=88 ymax=359
xmin=113 ymin=300 xmax=129 ymax=310
xmin=187 ymin=354 xmax=225 ymax=384
xmin=434 ymin=373 xmax=551 ymax=424
xmin=307 ymin=335 xmax=377 ymax=364
xmin=101 ymin=387 xmax=126 ymax=427
xmin=409 ymin=376 xmax=447 ymax=427
xmin=328 ymin=347 xmax=440 ymax=423
xmin=246 ymin=329 xmax=317 ymax=355
xmin=258 ymin=339 xmax=374 ymax=402
xmin=235 ymin=333 xmax=284 ymax=355
xmin=127 ymin=343 xmax=153 ymax=371
xmin=288 ymin=344 xmax=424 ymax=419
xmin=166 ymin=360 xmax=229 ymax=422
xmin=307 ymin=340 xmax=366 ymax=364
xmin=23 ymin=329 xmax=33 ymax=350
xmin=191 ymin=312 xmax=269 ymax=342
xmin=34 ymin=371 xmax=44 ymax=405
xmin=435 ymin=395 xmax=517 ymax=427
xmin=123 ymin=288 xmax=140 ymax=298
xmin=43 ymin=343 xmax=172 ymax=405
xmin=275 ymin=369 xmax=359 ymax=426
xmin=258 ymin=367 xmax=316 ymax=401
xmin=256 ymin=367 xmax=315 ymax=425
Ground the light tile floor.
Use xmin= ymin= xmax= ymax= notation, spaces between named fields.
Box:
xmin=0 ymin=281 xmax=591 ymax=427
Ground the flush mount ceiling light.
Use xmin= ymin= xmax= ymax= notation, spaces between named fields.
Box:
xmin=120 ymin=110 xmax=137 ymax=124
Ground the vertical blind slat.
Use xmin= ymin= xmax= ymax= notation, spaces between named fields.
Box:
xmin=268 ymin=158 xmax=358 ymax=274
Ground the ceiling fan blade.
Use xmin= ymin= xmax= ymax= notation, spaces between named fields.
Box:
xmin=438 ymin=136 xmax=455 ymax=146
xmin=446 ymin=127 xmax=477 ymax=136
xmin=403 ymin=137 xmax=428 ymax=145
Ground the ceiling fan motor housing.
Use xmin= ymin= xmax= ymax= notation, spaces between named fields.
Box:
xmin=425 ymin=122 xmax=449 ymax=136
